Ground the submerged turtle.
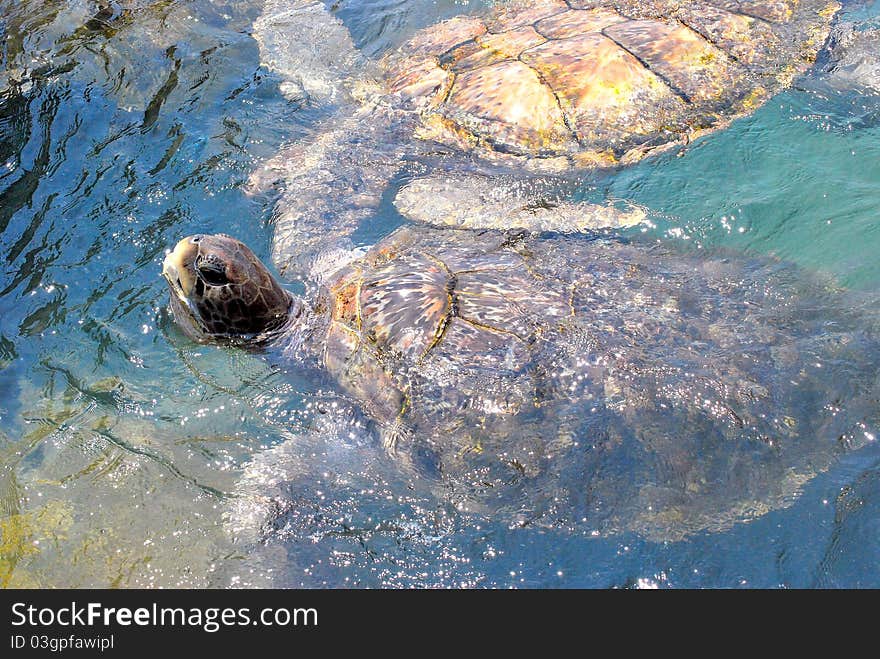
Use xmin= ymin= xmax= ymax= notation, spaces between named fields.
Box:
xmin=162 ymin=227 xmax=879 ymax=540
xmin=248 ymin=0 xmax=846 ymax=275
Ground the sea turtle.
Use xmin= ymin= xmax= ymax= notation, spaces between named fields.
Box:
xmin=161 ymin=227 xmax=879 ymax=540
xmin=247 ymin=0 xmax=848 ymax=276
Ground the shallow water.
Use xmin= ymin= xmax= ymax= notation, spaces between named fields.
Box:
xmin=1 ymin=0 xmax=879 ymax=588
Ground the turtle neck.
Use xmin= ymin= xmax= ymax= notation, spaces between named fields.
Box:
xmin=276 ymin=294 xmax=328 ymax=366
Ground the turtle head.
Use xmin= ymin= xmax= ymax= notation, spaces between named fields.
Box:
xmin=162 ymin=234 xmax=295 ymax=342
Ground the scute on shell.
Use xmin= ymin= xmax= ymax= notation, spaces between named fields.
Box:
xmin=382 ymin=0 xmax=841 ymax=163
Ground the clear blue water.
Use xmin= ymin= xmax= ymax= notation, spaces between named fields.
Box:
xmin=1 ymin=0 xmax=879 ymax=588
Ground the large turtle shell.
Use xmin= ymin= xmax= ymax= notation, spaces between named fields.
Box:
xmin=321 ymin=227 xmax=569 ymax=427
xmin=312 ymin=226 xmax=879 ymax=538
xmin=384 ymin=0 xmax=841 ymax=168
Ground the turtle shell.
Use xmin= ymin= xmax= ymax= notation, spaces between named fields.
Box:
xmin=384 ymin=0 xmax=840 ymax=166
xmin=314 ymin=225 xmax=879 ymax=538
xmin=321 ymin=228 xmax=567 ymax=425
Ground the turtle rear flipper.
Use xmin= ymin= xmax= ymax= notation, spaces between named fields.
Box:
xmin=395 ymin=173 xmax=647 ymax=233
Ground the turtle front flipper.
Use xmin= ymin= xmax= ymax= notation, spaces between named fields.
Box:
xmin=394 ymin=174 xmax=646 ymax=233
xmin=395 ymin=173 xmax=646 ymax=233
xmin=223 ymin=407 xmax=397 ymax=550
xmin=817 ymin=20 xmax=880 ymax=95
xmin=247 ymin=109 xmax=406 ymax=279
xmin=251 ymin=1 xmax=419 ymax=280
xmin=254 ymin=0 xmax=371 ymax=105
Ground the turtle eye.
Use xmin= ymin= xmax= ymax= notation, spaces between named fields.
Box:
xmin=196 ymin=256 xmax=230 ymax=286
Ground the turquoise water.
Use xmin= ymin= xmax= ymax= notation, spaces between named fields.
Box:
xmin=0 ymin=0 xmax=879 ymax=587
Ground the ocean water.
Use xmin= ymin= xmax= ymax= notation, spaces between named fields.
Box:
xmin=0 ymin=0 xmax=879 ymax=588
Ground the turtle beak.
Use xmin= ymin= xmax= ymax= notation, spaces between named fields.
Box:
xmin=162 ymin=236 xmax=199 ymax=298
xmin=162 ymin=237 xmax=211 ymax=336
xmin=161 ymin=256 xmax=181 ymax=292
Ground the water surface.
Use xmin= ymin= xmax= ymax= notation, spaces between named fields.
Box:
xmin=1 ymin=0 xmax=879 ymax=588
